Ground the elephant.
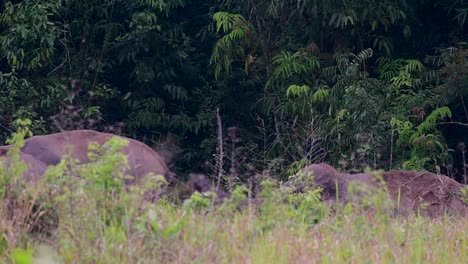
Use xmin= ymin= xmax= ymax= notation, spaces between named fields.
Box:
xmin=293 ymin=163 xmax=468 ymax=217
xmin=0 ymin=130 xmax=172 ymax=184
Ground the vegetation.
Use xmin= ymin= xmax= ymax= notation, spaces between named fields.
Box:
xmin=1 ymin=1 xmax=467 ymax=262
xmin=0 ymin=0 xmax=467 ymax=183
xmin=0 ymin=130 xmax=466 ymax=263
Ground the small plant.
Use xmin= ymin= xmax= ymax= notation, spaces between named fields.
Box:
xmin=11 ymin=248 xmax=33 ymax=264
xmin=0 ymin=120 xmax=55 ymax=255
xmin=220 ymin=184 xmax=249 ymax=213
xmin=183 ymin=191 xmax=215 ymax=210
xmin=293 ymin=188 xmax=328 ymax=225
xmin=461 ymin=186 xmax=468 ymax=205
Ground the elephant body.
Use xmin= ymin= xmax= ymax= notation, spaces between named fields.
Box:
xmin=297 ymin=163 xmax=467 ymax=217
xmin=0 ymin=130 xmax=171 ymax=184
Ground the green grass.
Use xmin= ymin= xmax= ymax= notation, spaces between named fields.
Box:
xmin=2 ymin=200 xmax=466 ymax=264
xmin=0 ymin=130 xmax=467 ymax=263
xmin=1 ymin=177 xmax=466 ymax=264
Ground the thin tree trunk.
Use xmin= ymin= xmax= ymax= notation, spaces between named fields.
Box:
xmin=216 ymin=108 xmax=224 ymax=189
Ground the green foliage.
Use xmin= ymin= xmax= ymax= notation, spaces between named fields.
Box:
xmin=270 ymin=51 xmax=319 ymax=82
xmin=183 ymin=191 xmax=214 ymax=210
xmin=0 ymin=119 xmax=33 ymax=198
xmin=0 ymin=0 xmax=61 ymax=71
xmin=391 ymin=107 xmax=452 ymax=170
xmin=210 ymin=12 xmax=252 ymax=79
xmin=147 ymin=202 xmax=186 ymax=240
xmin=12 ymin=248 xmax=33 ymax=264
xmin=461 ymin=186 xmax=468 ymax=205
xmin=0 ymin=0 xmax=467 ymax=179
xmin=219 ymin=185 xmax=249 ymax=213
xmin=378 ymin=58 xmax=425 ymax=89
xmin=0 ymin=0 xmax=197 ymax=145
xmin=318 ymin=49 xmax=395 ymax=168
xmin=286 ymin=85 xmax=311 ymax=97
xmin=328 ymin=0 xmax=406 ymax=30
xmin=1 ymin=0 xmax=468 ymax=260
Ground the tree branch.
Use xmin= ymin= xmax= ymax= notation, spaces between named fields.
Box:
xmin=437 ymin=121 xmax=468 ymax=128
xmin=216 ymin=107 xmax=224 ymax=189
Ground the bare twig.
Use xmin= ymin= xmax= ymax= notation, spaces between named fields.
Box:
xmin=459 ymin=94 xmax=468 ymax=122
xmin=437 ymin=121 xmax=468 ymax=128
xmin=0 ymin=123 xmax=13 ymax=134
xmin=227 ymin=126 xmax=239 ymax=191
xmin=47 ymin=59 xmax=67 ymax=76
xmin=216 ymin=107 xmax=224 ymax=189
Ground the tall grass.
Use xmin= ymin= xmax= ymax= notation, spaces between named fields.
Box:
xmin=0 ymin=128 xmax=467 ymax=263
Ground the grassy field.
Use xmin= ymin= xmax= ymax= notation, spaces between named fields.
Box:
xmin=0 ymin=136 xmax=467 ymax=264
xmin=1 ymin=179 xmax=467 ymax=263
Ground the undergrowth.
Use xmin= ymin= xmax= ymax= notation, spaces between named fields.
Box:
xmin=0 ymin=128 xmax=466 ymax=264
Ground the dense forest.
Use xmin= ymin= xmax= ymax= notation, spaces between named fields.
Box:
xmin=0 ymin=0 xmax=467 ymax=184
